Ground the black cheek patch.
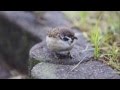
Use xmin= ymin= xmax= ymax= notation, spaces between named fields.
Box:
xmin=71 ymin=39 xmax=74 ymax=43
xmin=71 ymin=37 xmax=77 ymax=43
xmin=63 ymin=37 xmax=69 ymax=41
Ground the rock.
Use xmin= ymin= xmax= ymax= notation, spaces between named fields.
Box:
xmin=0 ymin=56 xmax=11 ymax=79
xmin=0 ymin=11 xmax=46 ymax=40
xmin=0 ymin=11 xmax=72 ymax=76
xmin=29 ymin=11 xmax=120 ymax=79
xmin=0 ymin=11 xmax=42 ymax=74
xmin=0 ymin=66 xmax=10 ymax=79
xmin=31 ymin=61 xmax=120 ymax=79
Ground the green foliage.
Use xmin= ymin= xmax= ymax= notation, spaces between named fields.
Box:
xmin=107 ymin=45 xmax=120 ymax=70
xmin=89 ymin=13 xmax=103 ymax=59
xmin=63 ymin=11 xmax=120 ymax=71
xmin=90 ymin=27 xmax=101 ymax=59
xmin=79 ymin=12 xmax=88 ymax=25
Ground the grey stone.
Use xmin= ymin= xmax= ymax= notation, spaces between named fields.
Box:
xmin=0 ymin=11 xmax=73 ymax=76
xmin=31 ymin=61 xmax=120 ymax=79
xmin=29 ymin=11 xmax=120 ymax=79
xmin=0 ymin=11 xmax=42 ymax=74
xmin=0 ymin=56 xmax=11 ymax=79
xmin=0 ymin=11 xmax=71 ymax=75
xmin=0 ymin=66 xmax=10 ymax=79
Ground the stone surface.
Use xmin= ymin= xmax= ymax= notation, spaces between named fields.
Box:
xmin=29 ymin=11 xmax=120 ymax=79
xmin=0 ymin=11 xmax=47 ymax=40
xmin=0 ymin=65 xmax=10 ymax=79
xmin=0 ymin=56 xmax=11 ymax=79
xmin=0 ymin=11 xmax=42 ymax=74
xmin=0 ymin=11 xmax=72 ymax=78
xmin=31 ymin=61 xmax=120 ymax=79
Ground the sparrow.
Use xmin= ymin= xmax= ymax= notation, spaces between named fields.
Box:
xmin=46 ymin=27 xmax=78 ymax=58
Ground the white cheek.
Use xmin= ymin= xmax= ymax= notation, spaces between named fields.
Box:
xmin=68 ymin=39 xmax=72 ymax=44
xmin=46 ymin=36 xmax=56 ymax=47
xmin=46 ymin=36 xmax=71 ymax=51
xmin=73 ymin=40 xmax=77 ymax=44
xmin=58 ymin=39 xmax=70 ymax=47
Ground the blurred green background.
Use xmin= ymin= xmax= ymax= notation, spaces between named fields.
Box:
xmin=63 ymin=11 xmax=120 ymax=72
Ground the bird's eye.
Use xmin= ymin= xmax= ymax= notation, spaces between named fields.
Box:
xmin=63 ymin=37 xmax=69 ymax=41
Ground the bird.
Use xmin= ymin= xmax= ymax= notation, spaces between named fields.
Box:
xmin=46 ymin=27 xmax=78 ymax=58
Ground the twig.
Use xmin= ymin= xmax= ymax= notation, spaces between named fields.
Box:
xmin=71 ymin=55 xmax=87 ymax=71
xmin=71 ymin=45 xmax=93 ymax=71
xmin=81 ymin=48 xmax=94 ymax=53
xmin=81 ymin=44 xmax=94 ymax=53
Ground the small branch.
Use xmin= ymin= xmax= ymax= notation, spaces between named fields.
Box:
xmin=71 ymin=55 xmax=87 ymax=71
xmin=81 ymin=44 xmax=94 ymax=53
xmin=81 ymin=48 xmax=94 ymax=53
xmin=71 ymin=45 xmax=93 ymax=71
